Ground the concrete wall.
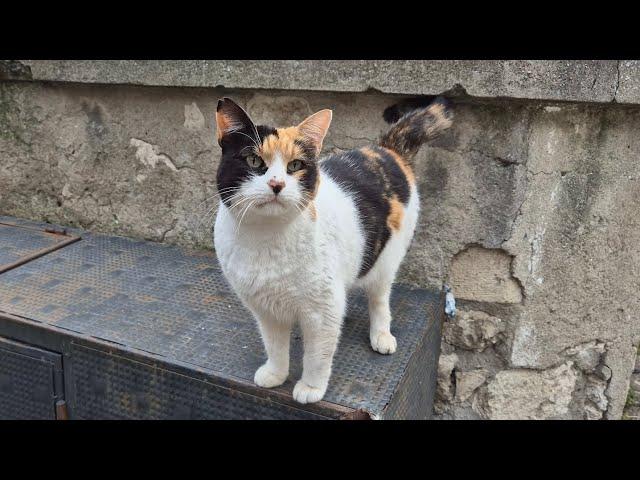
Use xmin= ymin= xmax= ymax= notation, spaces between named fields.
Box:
xmin=1 ymin=60 xmax=639 ymax=419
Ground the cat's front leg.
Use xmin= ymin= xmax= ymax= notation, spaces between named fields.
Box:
xmin=254 ymin=315 xmax=291 ymax=388
xmin=293 ymin=291 xmax=346 ymax=404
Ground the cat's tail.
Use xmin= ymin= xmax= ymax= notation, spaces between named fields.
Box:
xmin=379 ymin=96 xmax=453 ymax=161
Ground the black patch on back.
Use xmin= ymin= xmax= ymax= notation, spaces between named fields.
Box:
xmin=320 ymin=145 xmax=411 ymax=277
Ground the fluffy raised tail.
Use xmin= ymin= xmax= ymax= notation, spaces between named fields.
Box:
xmin=379 ymin=96 xmax=453 ymax=161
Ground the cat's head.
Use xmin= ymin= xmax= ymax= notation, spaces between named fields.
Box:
xmin=215 ymin=97 xmax=332 ymax=224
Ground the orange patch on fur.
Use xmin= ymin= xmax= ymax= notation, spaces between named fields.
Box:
xmin=259 ymin=127 xmax=305 ymax=166
xmin=387 ymin=195 xmax=404 ymax=232
xmin=360 ymin=147 xmax=381 ymax=160
xmin=383 ymin=147 xmax=416 ymax=185
xmin=429 ymin=103 xmax=445 ymax=115
xmin=426 ymin=103 xmax=453 ymax=135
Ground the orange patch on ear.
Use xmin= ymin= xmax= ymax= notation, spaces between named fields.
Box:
xmin=215 ymin=98 xmax=254 ymax=146
xmin=297 ymin=109 xmax=332 ymax=156
xmin=383 ymin=147 xmax=416 ymax=185
xmin=215 ymin=111 xmax=232 ymax=144
xmin=387 ymin=195 xmax=404 ymax=232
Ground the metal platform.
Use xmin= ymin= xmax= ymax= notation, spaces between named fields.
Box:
xmin=0 ymin=215 xmax=443 ymax=419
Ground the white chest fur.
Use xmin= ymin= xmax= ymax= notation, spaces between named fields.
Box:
xmin=213 ymin=174 xmax=365 ymax=324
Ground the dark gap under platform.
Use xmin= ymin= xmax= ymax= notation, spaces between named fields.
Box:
xmin=0 ymin=215 xmax=443 ymax=420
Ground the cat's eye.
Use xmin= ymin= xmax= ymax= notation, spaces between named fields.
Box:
xmin=246 ymin=155 xmax=264 ymax=169
xmin=287 ymin=160 xmax=304 ymax=173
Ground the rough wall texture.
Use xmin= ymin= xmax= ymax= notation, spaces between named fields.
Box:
xmin=18 ymin=60 xmax=624 ymax=104
xmin=1 ymin=63 xmax=639 ymax=419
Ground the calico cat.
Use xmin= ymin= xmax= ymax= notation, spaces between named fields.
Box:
xmin=213 ymin=96 xmax=453 ymax=404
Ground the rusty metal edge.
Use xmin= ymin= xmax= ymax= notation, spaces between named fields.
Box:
xmin=339 ymin=408 xmax=374 ymax=420
xmin=0 ymin=234 xmax=81 ymax=274
xmin=0 ymin=220 xmax=74 ymax=235
xmin=55 ymin=400 xmax=69 ymax=420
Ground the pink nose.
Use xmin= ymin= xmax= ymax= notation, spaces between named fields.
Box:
xmin=268 ymin=178 xmax=285 ymax=195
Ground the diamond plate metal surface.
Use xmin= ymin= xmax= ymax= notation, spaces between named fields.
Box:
xmin=0 ymin=217 xmax=442 ymax=417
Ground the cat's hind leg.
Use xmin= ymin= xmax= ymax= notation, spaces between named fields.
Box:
xmin=362 ymin=205 xmax=418 ymax=354
xmin=366 ymin=279 xmax=397 ymax=354
xmin=254 ymin=314 xmax=291 ymax=388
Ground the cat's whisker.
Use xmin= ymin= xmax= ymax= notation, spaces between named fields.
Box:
xmin=231 ymin=130 xmax=261 ymax=153
xmin=193 ymin=189 xmax=238 ymax=211
xmin=292 ymin=201 xmax=304 ymax=216
xmin=223 ymin=194 xmax=248 ymax=209
xmin=189 ymin=189 xmax=241 ymax=224
xmin=190 ymin=192 xmax=249 ymax=235
xmin=250 ymin=123 xmax=262 ymax=153
xmin=228 ymin=195 xmax=254 ymax=212
xmin=240 ymin=145 xmax=258 ymax=155
xmin=235 ymin=199 xmax=257 ymax=235
xmin=193 ymin=203 xmax=221 ymax=234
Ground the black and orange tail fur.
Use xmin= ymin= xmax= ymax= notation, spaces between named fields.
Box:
xmin=379 ymin=96 xmax=453 ymax=161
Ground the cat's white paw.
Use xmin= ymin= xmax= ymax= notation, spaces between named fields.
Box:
xmin=292 ymin=380 xmax=326 ymax=404
xmin=371 ymin=331 xmax=397 ymax=354
xmin=254 ymin=364 xmax=288 ymax=388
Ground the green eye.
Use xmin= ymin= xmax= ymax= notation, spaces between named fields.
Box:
xmin=246 ymin=155 xmax=264 ymax=169
xmin=287 ymin=160 xmax=304 ymax=173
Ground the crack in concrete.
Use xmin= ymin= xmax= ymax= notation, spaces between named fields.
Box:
xmin=159 ymin=219 xmax=179 ymax=242
xmin=613 ymin=60 xmax=621 ymax=103
xmin=467 ymin=147 xmax=522 ymax=167
xmin=503 ymin=194 xmax=527 ymax=246
xmin=174 ymin=164 xmax=203 ymax=174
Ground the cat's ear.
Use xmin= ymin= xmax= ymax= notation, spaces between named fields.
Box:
xmin=297 ymin=109 xmax=332 ymax=156
xmin=216 ymin=98 xmax=256 ymax=146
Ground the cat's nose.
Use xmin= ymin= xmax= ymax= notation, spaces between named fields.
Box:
xmin=268 ymin=178 xmax=285 ymax=195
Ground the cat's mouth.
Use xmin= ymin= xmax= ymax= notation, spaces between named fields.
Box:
xmin=256 ymin=197 xmax=283 ymax=208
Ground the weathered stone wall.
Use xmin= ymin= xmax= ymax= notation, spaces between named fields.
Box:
xmin=1 ymin=60 xmax=639 ymax=419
